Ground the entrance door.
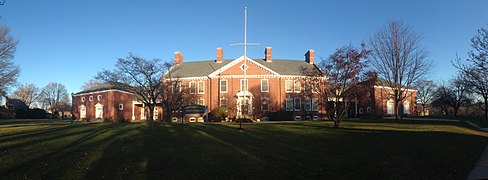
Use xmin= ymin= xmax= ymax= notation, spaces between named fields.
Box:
xmin=95 ymin=103 xmax=103 ymax=119
xmin=80 ymin=105 xmax=86 ymax=119
xmin=236 ymin=91 xmax=253 ymax=118
xmin=387 ymin=100 xmax=394 ymax=115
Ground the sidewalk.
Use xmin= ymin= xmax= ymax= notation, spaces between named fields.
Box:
xmin=467 ymin=145 xmax=488 ymax=180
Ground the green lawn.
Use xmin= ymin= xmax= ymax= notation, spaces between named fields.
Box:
xmin=0 ymin=119 xmax=487 ymax=179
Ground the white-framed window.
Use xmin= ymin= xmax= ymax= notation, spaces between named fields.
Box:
xmin=154 ymin=107 xmax=159 ymax=120
xmin=181 ymin=82 xmax=187 ymax=92
xmin=305 ymin=83 xmax=311 ymax=93
xmin=119 ymin=104 xmax=124 ymax=110
xmin=294 ymin=98 xmax=301 ymax=111
xmin=89 ymin=96 xmax=93 ymax=101
xmin=367 ymin=107 xmax=372 ymax=113
xmin=220 ymin=80 xmax=228 ymax=93
xmin=189 ymin=117 xmax=196 ymax=122
xmin=97 ymin=95 xmax=102 ymax=101
xmin=312 ymin=98 xmax=319 ymax=111
xmin=294 ymin=80 xmax=301 ymax=93
xmin=359 ymin=108 xmax=364 ymax=114
xmin=261 ymin=97 xmax=269 ymax=111
xmin=403 ymin=101 xmax=410 ymax=114
xmin=220 ymin=97 xmax=227 ymax=108
xmin=190 ymin=82 xmax=196 ymax=94
xmin=198 ymin=81 xmax=205 ymax=94
xmin=198 ymin=98 xmax=204 ymax=105
xmin=261 ymin=79 xmax=269 ymax=92
xmin=81 ymin=97 xmax=85 ymax=102
xmin=285 ymin=98 xmax=293 ymax=111
xmin=304 ymin=98 xmax=311 ymax=111
xmin=141 ymin=108 xmax=146 ymax=120
xmin=240 ymin=79 xmax=248 ymax=92
xmin=285 ymin=80 xmax=293 ymax=93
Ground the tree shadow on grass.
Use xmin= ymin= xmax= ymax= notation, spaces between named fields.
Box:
xmin=0 ymin=123 xmax=134 ymax=179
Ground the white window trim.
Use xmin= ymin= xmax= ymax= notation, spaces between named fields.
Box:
xmin=198 ymin=81 xmax=205 ymax=94
xmin=89 ymin=96 xmax=93 ymax=101
xmin=285 ymin=80 xmax=293 ymax=93
xmin=304 ymin=98 xmax=311 ymax=111
xmin=190 ymin=81 xmax=196 ymax=94
xmin=97 ymin=95 xmax=102 ymax=101
xmin=294 ymin=80 xmax=301 ymax=93
xmin=286 ymin=98 xmax=293 ymax=111
xmin=81 ymin=97 xmax=85 ymax=102
xmin=198 ymin=98 xmax=205 ymax=105
xmin=119 ymin=104 xmax=124 ymax=110
xmin=294 ymin=98 xmax=301 ymax=111
xmin=220 ymin=97 xmax=227 ymax=107
xmin=261 ymin=79 xmax=269 ymax=92
xmin=312 ymin=98 xmax=319 ymax=111
xmin=220 ymin=80 xmax=228 ymax=93
xmin=240 ymin=79 xmax=248 ymax=92
xmin=180 ymin=82 xmax=186 ymax=92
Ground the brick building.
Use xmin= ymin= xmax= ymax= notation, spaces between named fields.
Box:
xmin=71 ymin=84 xmax=162 ymax=121
xmin=168 ymin=47 xmax=325 ymax=121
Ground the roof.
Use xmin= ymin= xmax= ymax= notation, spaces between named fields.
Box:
xmin=74 ymin=83 xmax=131 ymax=95
xmin=170 ymin=58 xmax=319 ymax=78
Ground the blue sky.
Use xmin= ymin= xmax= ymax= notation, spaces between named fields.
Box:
xmin=1 ymin=0 xmax=488 ymax=94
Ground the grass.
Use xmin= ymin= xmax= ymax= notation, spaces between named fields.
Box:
xmin=0 ymin=119 xmax=487 ymax=179
xmin=413 ymin=115 xmax=488 ymax=128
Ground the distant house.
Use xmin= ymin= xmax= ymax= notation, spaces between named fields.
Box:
xmin=71 ymin=84 xmax=162 ymax=122
xmin=356 ymin=78 xmax=417 ymax=117
xmin=0 ymin=96 xmax=28 ymax=118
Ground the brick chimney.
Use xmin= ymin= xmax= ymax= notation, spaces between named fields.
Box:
xmin=216 ymin=47 xmax=223 ymax=63
xmin=305 ymin=49 xmax=314 ymax=64
xmin=174 ymin=51 xmax=183 ymax=65
xmin=265 ymin=47 xmax=272 ymax=62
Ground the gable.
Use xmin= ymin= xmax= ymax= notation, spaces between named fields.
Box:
xmin=208 ymin=56 xmax=279 ymax=77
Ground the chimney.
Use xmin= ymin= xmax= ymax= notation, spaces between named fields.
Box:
xmin=216 ymin=47 xmax=223 ymax=63
xmin=305 ymin=49 xmax=314 ymax=64
xmin=265 ymin=47 xmax=272 ymax=62
xmin=174 ymin=51 xmax=183 ymax=65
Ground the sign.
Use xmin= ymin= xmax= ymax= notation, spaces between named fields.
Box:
xmin=182 ymin=105 xmax=206 ymax=114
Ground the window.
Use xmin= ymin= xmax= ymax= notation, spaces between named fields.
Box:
xmin=262 ymin=97 xmax=269 ymax=111
xmin=81 ymin=97 xmax=85 ymax=102
xmin=294 ymin=98 xmax=301 ymax=111
xmin=286 ymin=98 xmax=293 ymax=111
xmin=181 ymin=82 xmax=187 ymax=92
xmin=119 ymin=104 xmax=124 ymax=110
xmin=240 ymin=79 xmax=248 ymax=92
xmin=367 ymin=107 xmax=372 ymax=113
xmin=198 ymin=98 xmax=204 ymax=105
xmin=154 ymin=107 xmax=159 ymax=120
xmin=285 ymin=80 xmax=293 ymax=93
xmin=172 ymin=82 xmax=179 ymax=93
xmin=294 ymin=80 xmax=301 ymax=93
xmin=97 ymin=95 xmax=102 ymax=101
xmin=220 ymin=80 xmax=228 ymax=93
xmin=403 ymin=101 xmax=410 ymax=114
xmin=89 ymin=96 xmax=93 ymax=101
xmin=198 ymin=81 xmax=205 ymax=94
xmin=312 ymin=98 xmax=319 ymax=111
xmin=359 ymin=108 xmax=364 ymax=114
xmin=190 ymin=82 xmax=196 ymax=94
xmin=220 ymin=97 xmax=227 ymax=108
xmin=261 ymin=79 xmax=269 ymax=92
xmin=305 ymin=83 xmax=311 ymax=93
xmin=304 ymin=98 xmax=311 ymax=111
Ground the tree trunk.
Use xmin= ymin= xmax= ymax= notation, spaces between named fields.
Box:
xmin=394 ymin=100 xmax=399 ymax=120
xmin=147 ymin=106 xmax=154 ymax=129
xmin=484 ymin=97 xmax=488 ymax=118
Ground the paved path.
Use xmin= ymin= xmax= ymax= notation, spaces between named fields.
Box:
xmin=467 ymin=145 xmax=488 ymax=180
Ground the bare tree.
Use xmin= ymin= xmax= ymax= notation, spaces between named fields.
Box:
xmin=39 ymin=82 xmax=70 ymax=118
xmin=368 ymin=21 xmax=433 ymax=120
xmin=447 ymin=74 xmax=472 ymax=116
xmin=0 ymin=26 xmax=19 ymax=96
xmin=12 ymin=83 xmax=40 ymax=108
xmin=81 ymin=79 xmax=104 ymax=90
xmin=413 ymin=79 xmax=436 ymax=116
xmin=302 ymin=44 xmax=369 ymax=128
xmin=96 ymin=54 xmax=163 ymax=128
xmin=161 ymin=62 xmax=196 ymax=122
xmin=431 ymin=83 xmax=451 ymax=115
xmin=453 ymin=25 xmax=488 ymax=118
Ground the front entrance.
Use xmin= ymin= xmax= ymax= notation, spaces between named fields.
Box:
xmin=236 ymin=91 xmax=253 ymax=118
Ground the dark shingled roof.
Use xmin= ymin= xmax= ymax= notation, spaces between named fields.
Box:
xmin=171 ymin=58 xmax=319 ymax=78
xmin=74 ymin=83 xmax=131 ymax=95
